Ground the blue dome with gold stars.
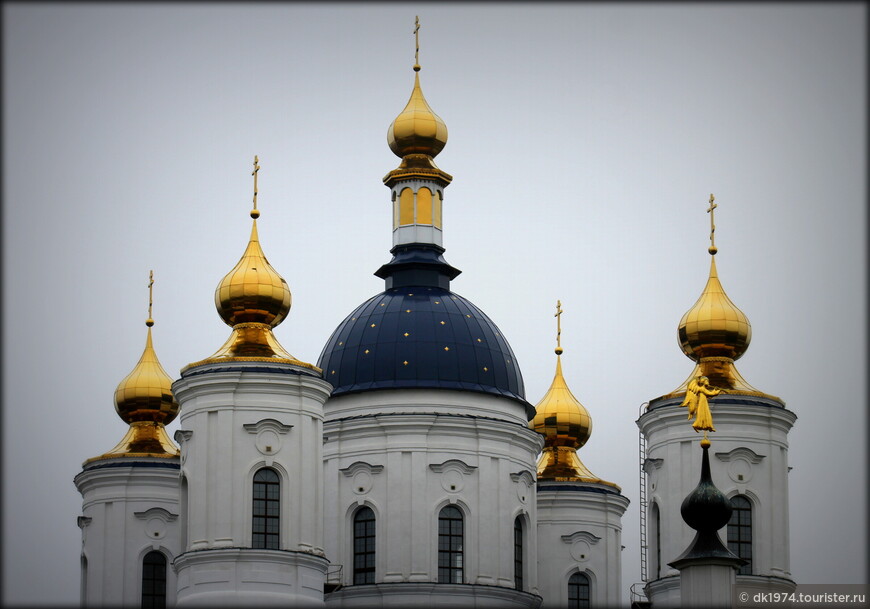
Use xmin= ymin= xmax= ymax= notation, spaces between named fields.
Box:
xmin=317 ymin=284 xmax=529 ymax=411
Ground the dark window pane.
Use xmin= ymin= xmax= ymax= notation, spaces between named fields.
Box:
xmin=353 ymin=507 xmax=376 ymax=585
xmin=141 ymin=551 xmax=167 ymax=609
xmin=438 ymin=506 xmax=463 ymax=584
xmin=568 ymin=572 xmax=590 ymax=609
xmin=514 ymin=516 xmax=524 ymax=590
xmin=728 ymin=495 xmax=752 ymax=575
xmin=252 ymin=468 xmax=280 ymax=550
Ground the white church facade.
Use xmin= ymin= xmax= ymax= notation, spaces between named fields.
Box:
xmin=75 ymin=28 xmax=795 ymax=609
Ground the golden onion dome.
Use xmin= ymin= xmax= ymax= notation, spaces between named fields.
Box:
xmin=387 ymin=68 xmax=448 ymax=159
xmin=184 ymin=158 xmax=320 ymax=373
xmin=214 ymin=212 xmax=292 ymax=328
xmin=114 ymin=280 xmax=179 ymax=426
xmin=86 ymin=277 xmax=180 ymax=465
xmin=678 ymin=255 xmax=752 ymax=361
xmin=530 ymin=342 xmax=620 ymax=488
xmin=531 ymin=354 xmax=592 ymax=449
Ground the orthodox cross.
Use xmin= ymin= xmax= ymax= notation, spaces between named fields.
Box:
xmin=414 ymin=16 xmax=420 ymax=70
xmin=147 ymin=270 xmax=154 ymax=327
xmin=707 ymin=193 xmax=717 ymax=252
xmin=555 ymin=300 xmax=563 ymax=351
xmin=252 ymin=155 xmax=260 ymax=211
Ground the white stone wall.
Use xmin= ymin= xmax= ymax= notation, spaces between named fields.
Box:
xmin=535 ymin=483 xmax=629 ymax=607
xmin=638 ymin=395 xmax=797 ymax=606
xmin=172 ymin=363 xmax=332 ymax=606
xmin=75 ymin=458 xmax=181 ymax=607
xmin=322 ymin=388 xmax=543 ymax=606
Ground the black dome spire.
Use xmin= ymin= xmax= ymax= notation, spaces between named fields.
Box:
xmin=669 ymin=441 xmax=747 ymax=568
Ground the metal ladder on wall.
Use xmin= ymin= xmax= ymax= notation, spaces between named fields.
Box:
xmin=631 ymin=402 xmax=651 ymax=607
xmin=638 ymin=402 xmax=648 ymax=583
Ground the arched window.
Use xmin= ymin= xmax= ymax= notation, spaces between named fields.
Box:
xmin=80 ymin=554 xmax=88 ymax=606
xmin=141 ymin=551 xmax=167 ymax=609
xmin=434 ymin=190 xmax=443 ymax=229
xmin=568 ymin=572 xmax=591 ymax=608
xmin=728 ymin=495 xmax=752 ymax=575
xmin=253 ymin=468 xmax=280 ymax=550
xmin=651 ymin=502 xmax=661 ymax=578
xmin=438 ymin=506 xmax=464 ymax=583
xmin=398 ymin=187 xmax=414 ymax=226
xmin=417 ymin=187 xmax=433 ymax=225
xmin=180 ymin=475 xmax=188 ymax=550
xmin=514 ymin=516 xmax=524 ymax=590
xmin=353 ymin=507 xmax=376 ymax=584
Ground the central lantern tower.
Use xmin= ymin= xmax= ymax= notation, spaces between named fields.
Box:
xmin=318 ymin=18 xmax=543 ymax=608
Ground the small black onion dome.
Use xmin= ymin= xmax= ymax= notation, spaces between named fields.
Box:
xmin=681 ymin=443 xmax=732 ymax=531
xmin=318 ymin=286 xmax=533 ymax=417
xmin=670 ymin=442 xmax=746 ymax=568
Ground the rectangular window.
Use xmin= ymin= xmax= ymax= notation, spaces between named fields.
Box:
xmin=514 ymin=517 xmax=524 ymax=590
xmin=438 ymin=506 xmax=464 ymax=584
xmin=252 ymin=468 xmax=280 ymax=550
xmin=353 ymin=507 xmax=376 ymax=584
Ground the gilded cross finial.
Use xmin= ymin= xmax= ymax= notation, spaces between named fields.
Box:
xmin=251 ymin=155 xmax=261 ymax=219
xmin=413 ymin=16 xmax=421 ymax=71
xmin=707 ymin=193 xmax=717 ymax=255
xmin=146 ymin=270 xmax=154 ymax=327
xmin=554 ymin=300 xmax=563 ymax=355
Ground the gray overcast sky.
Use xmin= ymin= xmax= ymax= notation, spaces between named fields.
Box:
xmin=2 ymin=2 xmax=866 ymax=606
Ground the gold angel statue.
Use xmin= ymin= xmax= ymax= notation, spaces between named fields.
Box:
xmin=680 ymin=376 xmax=724 ymax=433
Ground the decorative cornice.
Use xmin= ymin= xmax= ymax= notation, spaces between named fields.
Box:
xmin=714 ymin=446 xmax=766 ymax=464
xmin=383 ymin=154 xmax=453 ymax=188
xmin=429 ymin=459 xmax=477 ymax=475
xmin=183 ymin=355 xmax=321 ymax=375
xmin=510 ymin=470 xmax=536 ymax=485
xmin=561 ymin=530 xmax=602 ymax=545
xmin=340 ymin=461 xmax=385 ymax=477
xmin=242 ymin=418 xmax=294 ymax=436
xmin=643 ymin=458 xmax=664 ymax=474
xmin=134 ymin=507 xmax=178 ymax=523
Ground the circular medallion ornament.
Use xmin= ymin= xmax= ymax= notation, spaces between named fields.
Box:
xmin=570 ymin=540 xmax=592 ymax=562
xmin=727 ymin=457 xmax=753 ymax=484
xmin=353 ymin=471 xmax=373 ymax=495
xmin=441 ymin=470 xmax=464 ymax=493
xmin=516 ymin=478 xmax=530 ymax=504
xmin=145 ymin=518 xmax=166 ymax=540
xmin=255 ymin=429 xmax=281 ymax=455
